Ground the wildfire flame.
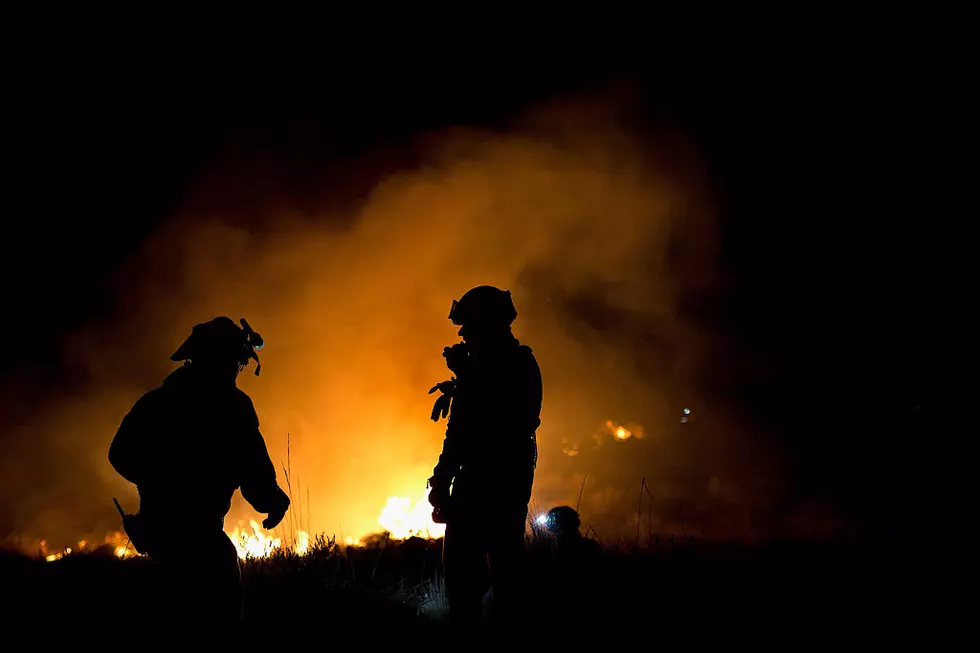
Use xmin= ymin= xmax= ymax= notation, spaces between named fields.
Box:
xmin=559 ymin=419 xmax=646 ymax=456
xmin=45 ymin=547 xmax=71 ymax=562
xmin=377 ymin=488 xmax=446 ymax=540
xmin=37 ymin=485 xmax=452 ymax=563
xmin=227 ymin=520 xmax=282 ymax=559
xmin=605 ymin=420 xmax=643 ymax=442
xmin=108 ymin=530 xmax=137 ymax=558
xmin=37 ymin=531 xmax=137 ymax=561
xmin=226 ymin=520 xmax=311 ymax=559
xmin=295 ymin=529 xmax=310 ymax=556
xmin=561 ymin=438 xmax=580 ymax=456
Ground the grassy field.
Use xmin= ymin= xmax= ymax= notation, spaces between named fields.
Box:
xmin=2 ymin=529 xmax=899 ymax=645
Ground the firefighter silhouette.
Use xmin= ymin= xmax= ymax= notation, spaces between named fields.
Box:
xmin=108 ymin=316 xmax=289 ymax=634
xmin=427 ymin=286 xmax=543 ymax=636
xmin=543 ymin=506 xmax=605 ymax=565
xmin=538 ymin=506 xmax=607 ymax=628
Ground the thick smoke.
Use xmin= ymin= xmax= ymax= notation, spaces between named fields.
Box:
xmin=1 ymin=94 xmax=802 ymax=550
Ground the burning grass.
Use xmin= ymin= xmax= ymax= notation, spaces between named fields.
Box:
xmin=2 ymin=435 xmax=893 ymax=643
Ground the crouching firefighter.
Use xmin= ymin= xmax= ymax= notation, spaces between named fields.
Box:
xmin=108 ymin=316 xmax=290 ymax=635
xmin=426 ymin=286 xmax=543 ymax=637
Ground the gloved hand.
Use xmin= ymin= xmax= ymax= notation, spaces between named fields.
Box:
xmin=443 ymin=343 xmax=470 ymax=375
xmin=427 ymin=476 xmax=451 ymax=524
xmin=431 ymin=506 xmax=449 ymax=524
xmin=262 ymin=492 xmax=290 ymax=530
xmin=428 ymin=378 xmax=456 ymax=422
xmin=262 ymin=507 xmax=288 ymax=530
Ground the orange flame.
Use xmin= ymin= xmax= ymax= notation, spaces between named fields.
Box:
xmin=377 ymin=488 xmax=446 ymax=540
xmin=605 ymin=420 xmax=643 ymax=442
xmin=225 ymin=520 xmax=311 ymax=559
xmin=36 ymin=531 xmax=137 ymax=562
xmin=36 ymin=485 xmax=456 ymax=562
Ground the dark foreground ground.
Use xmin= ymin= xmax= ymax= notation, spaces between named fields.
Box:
xmin=1 ymin=533 xmax=922 ymax=647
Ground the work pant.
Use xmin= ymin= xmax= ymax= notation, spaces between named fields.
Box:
xmin=144 ymin=525 xmax=243 ymax=639
xmin=442 ymin=470 xmax=532 ymax=638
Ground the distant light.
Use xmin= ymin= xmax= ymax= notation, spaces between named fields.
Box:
xmin=535 ymin=514 xmax=549 ymax=526
xmin=683 ymin=408 xmax=691 ymax=415
xmin=680 ymin=416 xmax=689 ymax=424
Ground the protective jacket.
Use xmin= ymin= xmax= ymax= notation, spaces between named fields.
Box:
xmin=432 ymin=333 xmax=542 ymax=487
xmin=109 ymin=363 xmax=289 ymax=532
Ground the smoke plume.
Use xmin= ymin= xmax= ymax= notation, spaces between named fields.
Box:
xmin=0 ymin=92 xmax=799 ymax=549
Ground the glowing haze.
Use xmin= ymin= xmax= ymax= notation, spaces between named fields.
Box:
xmin=0 ymin=91 xmax=802 ymax=552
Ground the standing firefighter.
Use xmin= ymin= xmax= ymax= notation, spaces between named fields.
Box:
xmin=427 ymin=286 xmax=543 ymax=637
xmin=108 ymin=316 xmax=289 ymax=635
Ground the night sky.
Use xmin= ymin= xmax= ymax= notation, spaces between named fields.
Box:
xmin=3 ymin=31 xmax=973 ymax=547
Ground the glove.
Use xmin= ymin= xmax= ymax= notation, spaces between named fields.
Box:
xmin=427 ymin=476 xmax=452 ymax=524
xmin=443 ymin=343 xmax=470 ymax=375
xmin=431 ymin=507 xmax=449 ymax=525
xmin=262 ymin=507 xmax=287 ymax=530
xmin=428 ymin=378 xmax=456 ymax=422
xmin=262 ymin=491 xmax=290 ymax=530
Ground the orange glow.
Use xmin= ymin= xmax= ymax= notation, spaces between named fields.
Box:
xmin=40 ymin=532 xmax=138 ymax=562
xmin=45 ymin=547 xmax=70 ymax=562
xmin=227 ymin=520 xmax=282 ymax=559
xmin=4 ymin=96 xmax=784 ymax=551
xmin=225 ymin=520 xmax=312 ymax=559
xmin=107 ymin=531 xmax=137 ymax=559
xmin=605 ymin=420 xmax=640 ymax=442
xmin=377 ymin=488 xmax=446 ymax=540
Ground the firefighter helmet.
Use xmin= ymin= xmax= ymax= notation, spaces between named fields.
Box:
xmin=170 ymin=316 xmax=264 ymax=376
xmin=448 ymin=285 xmax=518 ymax=327
xmin=545 ymin=506 xmax=581 ymax=534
